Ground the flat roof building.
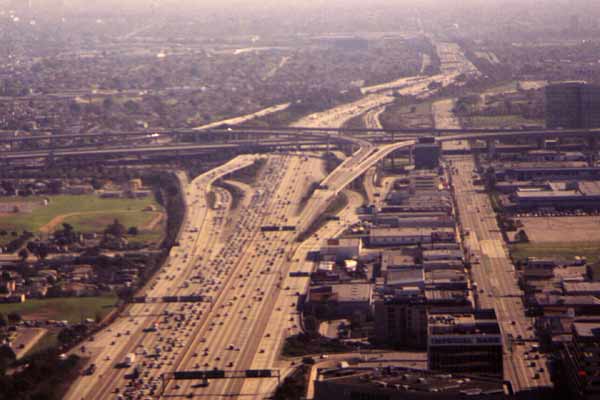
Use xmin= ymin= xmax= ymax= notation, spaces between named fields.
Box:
xmin=428 ymin=310 xmax=503 ymax=376
xmin=561 ymin=322 xmax=600 ymax=399
xmin=545 ymin=82 xmax=600 ymax=129
xmin=314 ymin=366 xmax=510 ymax=400
xmin=370 ymin=227 xmax=456 ymax=247
xmin=321 ymin=238 xmax=362 ymax=261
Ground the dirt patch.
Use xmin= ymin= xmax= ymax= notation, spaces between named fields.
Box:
xmin=519 ymin=216 xmax=600 ymax=243
xmin=142 ymin=212 xmax=164 ymax=230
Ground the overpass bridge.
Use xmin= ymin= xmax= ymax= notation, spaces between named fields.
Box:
xmin=3 ymin=124 xmax=599 ymax=153
xmin=4 ymin=124 xmax=600 ymax=164
xmin=0 ymin=134 xmax=371 ymax=163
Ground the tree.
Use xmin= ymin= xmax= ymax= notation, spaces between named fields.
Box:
xmin=127 ymin=226 xmax=139 ymax=235
xmin=37 ymin=244 xmax=49 ymax=260
xmin=515 ymin=230 xmax=530 ymax=243
xmin=57 ymin=327 xmax=76 ymax=345
xmin=27 ymin=242 xmax=48 ymax=261
xmin=90 ymin=177 xmax=104 ymax=190
xmin=0 ymin=345 xmax=16 ymax=373
xmin=102 ymin=96 xmax=114 ymax=111
xmin=68 ymin=101 xmax=81 ymax=115
xmin=0 ymin=313 xmax=7 ymax=328
xmin=48 ymin=180 xmax=62 ymax=194
xmin=105 ymin=219 xmax=126 ymax=238
xmin=18 ymin=249 xmax=29 ymax=262
xmin=1 ymin=271 xmax=10 ymax=282
xmin=0 ymin=181 xmax=15 ymax=195
xmin=7 ymin=312 xmax=21 ymax=324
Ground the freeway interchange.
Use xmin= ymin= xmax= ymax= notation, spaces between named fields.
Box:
xmin=61 ymin=50 xmax=558 ymax=397
xmin=60 ymin=125 xmax=562 ymax=399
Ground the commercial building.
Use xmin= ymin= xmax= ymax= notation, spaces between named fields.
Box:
xmin=425 ymin=269 xmax=468 ymax=290
xmin=511 ymin=181 xmax=600 ymax=210
xmin=370 ymin=227 xmax=456 ymax=247
xmin=314 ymin=365 xmax=510 ymax=400
xmin=545 ymin=82 xmax=600 ymax=129
xmin=414 ymin=140 xmax=441 ymax=169
xmin=320 ymin=238 xmax=362 ymax=261
xmin=561 ymin=322 xmax=600 ymax=399
xmin=530 ymin=294 xmax=600 ymax=316
xmin=374 ymin=293 xmax=428 ymax=348
xmin=427 ymin=310 xmax=503 ymax=376
xmin=386 ymin=266 xmax=425 ymax=290
xmin=563 ymin=282 xmax=600 ymax=296
xmin=523 ymin=258 xmax=558 ymax=279
xmin=381 ymin=251 xmax=417 ymax=277
xmin=305 ymin=283 xmax=373 ymax=319
xmin=374 ymin=288 xmax=473 ymax=348
xmin=422 ymin=249 xmax=463 ymax=262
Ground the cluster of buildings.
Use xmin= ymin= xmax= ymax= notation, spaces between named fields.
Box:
xmin=484 ymin=147 xmax=600 ymax=212
xmin=0 ymin=253 xmax=152 ymax=304
xmin=516 ymin=257 xmax=600 ymax=398
xmin=304 ymin=161 xmax=505 ymax=381
xmin=0 ymin=29 xmax=424 ymax=135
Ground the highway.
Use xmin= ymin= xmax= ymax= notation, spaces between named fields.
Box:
xmin=63 ymin=38 xmax=556 ymax=399
xmin=64 ymin=155 xmax=257 ymax=400
xmin=65 ymin=151 xmax=339 ymax=399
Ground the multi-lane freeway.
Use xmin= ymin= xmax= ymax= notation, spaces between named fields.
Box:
xmin=62 ymin=38 xmax=556 ymax=399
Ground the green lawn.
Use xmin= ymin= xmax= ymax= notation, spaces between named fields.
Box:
xmin=0 ymin=194 xmax=163 ymax=237
xmin=0 ymin=294 xmax=119 ymax=323
xmin=510 ymin=242 xmax=600 ymax=264
xmin=61 ymin=211 xmax=161 ymax=233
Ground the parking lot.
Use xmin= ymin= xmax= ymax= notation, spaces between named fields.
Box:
xmin=517 ymin=215 xmax=600 ymax=243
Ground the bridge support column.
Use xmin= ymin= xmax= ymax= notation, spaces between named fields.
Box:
xmin=589 ymin=137 xmax=598 ymax=166
xmin=487 ymin=139 xmax=496 ymax=159
xmin=537 ymin=137 xmax=546 ymax=149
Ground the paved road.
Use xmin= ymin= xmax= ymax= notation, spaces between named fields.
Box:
xmin=449 ymin=156 xmax=552 ymax=392
xmin=65 ymin=155 xmax=257 ymax=400
xmin=435 ymin=99 xmax=551 ymax=393
xmin=64 ymin=39 xmax=484 ymax=399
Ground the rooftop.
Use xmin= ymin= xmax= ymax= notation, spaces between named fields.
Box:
xmin=325 ymin=238 xmax=362 ymax=247
xmin=563 ymin=282 xmax=600 ymax=294
xmin=311 ymin=283 xmax=373 ymax=303
xmin=574 ymin=322 xmax=600 ymax=339
xmin=316 ymin=366 xmax=508 ymax=396
xmin=387 ymin=267 xmax=425 ymax=287
xmin=371 ymin=227 xmax=455 ymax=237
xmin=382 ymin=251 xmax=415 ymax=268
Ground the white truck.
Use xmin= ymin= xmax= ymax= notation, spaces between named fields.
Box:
xmin=122 ymin=353 xmax=135 ymax=368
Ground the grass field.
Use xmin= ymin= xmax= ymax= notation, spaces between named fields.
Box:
xmin=0 ymin=294 xmax=118 ymax=323
xmin=510 ymin=242 xmax=600 ymax=264
xmin=380 ymin=100 xmax=434 ymax=130
xmin=0 ymin=194 xmax=164 ymax=242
